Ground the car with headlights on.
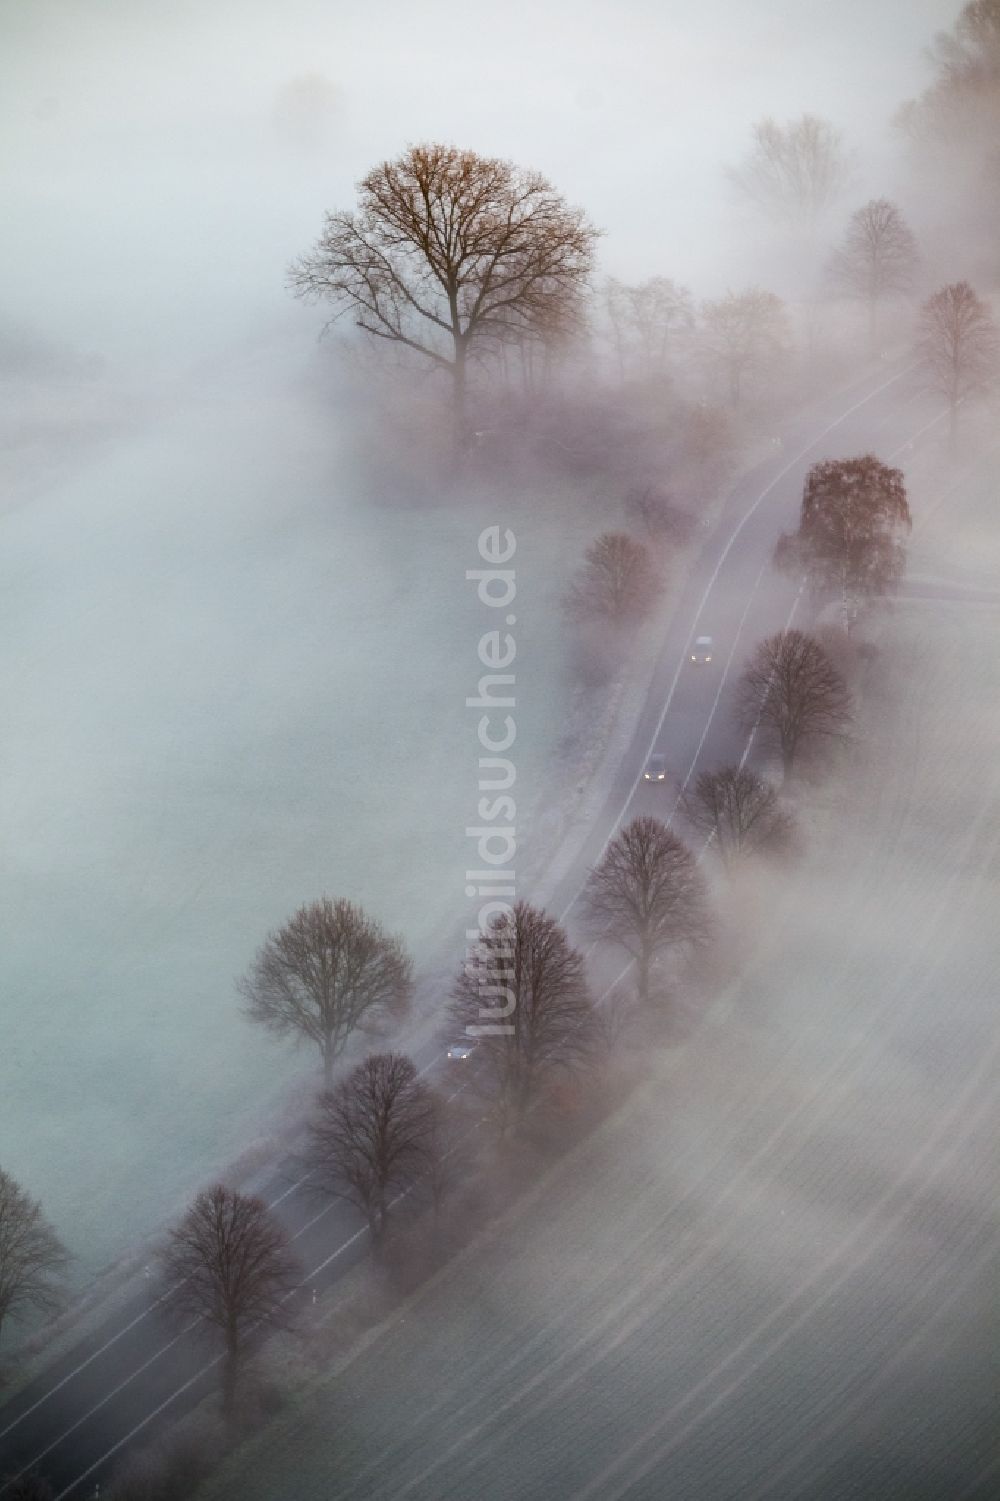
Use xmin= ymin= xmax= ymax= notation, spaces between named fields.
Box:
xmin=642 ymin=753 xmax=667 ymax=783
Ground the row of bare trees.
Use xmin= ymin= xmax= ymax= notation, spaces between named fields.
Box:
xmin=140 ymin=594 xmax=861 ymax=1432
xmin=290 ymin=140 xmax=999 ymax=449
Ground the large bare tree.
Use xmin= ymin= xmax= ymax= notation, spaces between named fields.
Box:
xmin=916 ymin=281 xmax=1000 ymax=448
xmin=682 ymin=767 xmax=795 ymax=867
xmin=159 ymin=1185 xmax=298 ymax=1421
xmin=304 ymin=1052 xmax=437 ymax=1247
xmin=451 ymin=901 xmax=595 ymax=1131
xmin=827 ymin=199 xmax=920 ymax=347
xmin=583 ymin=817 xmax=709 ymax=1006
xmin=737 ymin=630 xmax=852 ymax=779
xmin=289 ymin=143 xmax=598 ymax=436
xmin=564 ymin=532 xmax=660 ymax=626
xmin=0 ymin=1168 xmax=66 ymax=1350
xmin=239 ymin=896 xmax=413 ymax=1085
xmin=774 ymin=455 xmax=912 ymax=633
xmin=699 ymin=288 xmax=790 ymax=408
xmin=727 ymin=115 xmax=852 ymax=231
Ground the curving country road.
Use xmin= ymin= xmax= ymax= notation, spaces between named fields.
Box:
xmin=1 ymin=358 xmax=986 ymax=1499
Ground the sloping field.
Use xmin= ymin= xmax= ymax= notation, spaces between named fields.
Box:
xmin=203 ymin=475 xmax=1000 ymax=1498
xmin=0 ymin=348 xmax=660 ymax=1282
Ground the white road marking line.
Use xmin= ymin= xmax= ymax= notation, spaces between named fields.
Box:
xmin=557 ymin=366 xmax=916 ymax=924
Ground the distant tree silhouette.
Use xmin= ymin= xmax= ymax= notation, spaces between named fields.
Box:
xmin=289 ymin=143 xmax=598 ymax=441
xmin=451 ymin=902 xmax=595 ymax=1132
xmin=304 ymin=1052 xmax=438 ymax=1247
xmin=916 ymin=281 xmax=999 ymax=448
xmin=564 ymin=532 xmax=660 ymax=626
xmin=1 ymin=1475 xmax=54 ymax=1501
xmin=624 ymin=486 xmax=696 ymax=552
xmin=727 ymin=115 xmax=852 ymax=231
xmin=897 ymin=2 xmax=1000 ymax=276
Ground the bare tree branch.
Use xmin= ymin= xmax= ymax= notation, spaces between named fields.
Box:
xmin=564 ymin=532 xmax=661 ymax=626
xmin=727 ymin=115 xmax=853 ymax=230
xmin=916 ymin=281 xmax=1000 ymax=448
xmin=737 ymin=630 xmax=852 ymax=779
xmin=303 ymin=1052 xmax=438 ymax=1245
xmin=827 ymin=199 xmax=920 ymax=346
xmin=682 ymin=768 xmax=796 ymax=867
xmin=698 ymin=288 xmax=790 ymax=408
xmin=451 ymin=902 xmax=596 ymax=1133
xmin=583 ymin=817 xmax=710 ymax=1005
xmin=238 ymin=897 xmax=413 ymax=1085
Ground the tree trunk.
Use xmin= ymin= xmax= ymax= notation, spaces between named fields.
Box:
xmin=453 ymin=345 xmax=467 ymax=450
xmin=867 ymin=295 xmax=878 ymax=355
xmin=322 ymin=1038 xmax=333 ymax=1087
xmin=781 ymin=736 xmax=795 ymax=782
xmin=223 ymin=1329 xmax=239 ymax=1426
xmin=637 ymin=942 xmax=651 ymax=1007
xmin=841 ymin=559 xmax=851 ymax=637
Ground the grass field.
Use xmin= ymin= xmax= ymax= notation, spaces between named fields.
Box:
xmin=0 ymin=345 xmax=673 ymax=1286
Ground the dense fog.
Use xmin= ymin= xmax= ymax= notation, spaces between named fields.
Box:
xmin=1 ymin=2 xmax=997 ymax=1499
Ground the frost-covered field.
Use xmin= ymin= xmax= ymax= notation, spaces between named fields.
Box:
xmin=0 ymin=344 xmax=652 ymax=1282
xmin=202 ymin=451 xmax=1000 ymax=1500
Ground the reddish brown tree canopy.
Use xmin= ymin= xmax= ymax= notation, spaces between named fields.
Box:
xmin=289 ymin=143 xmax=598 ymax=418
xmin=776 ymin=455 xmax=911 ymax=631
